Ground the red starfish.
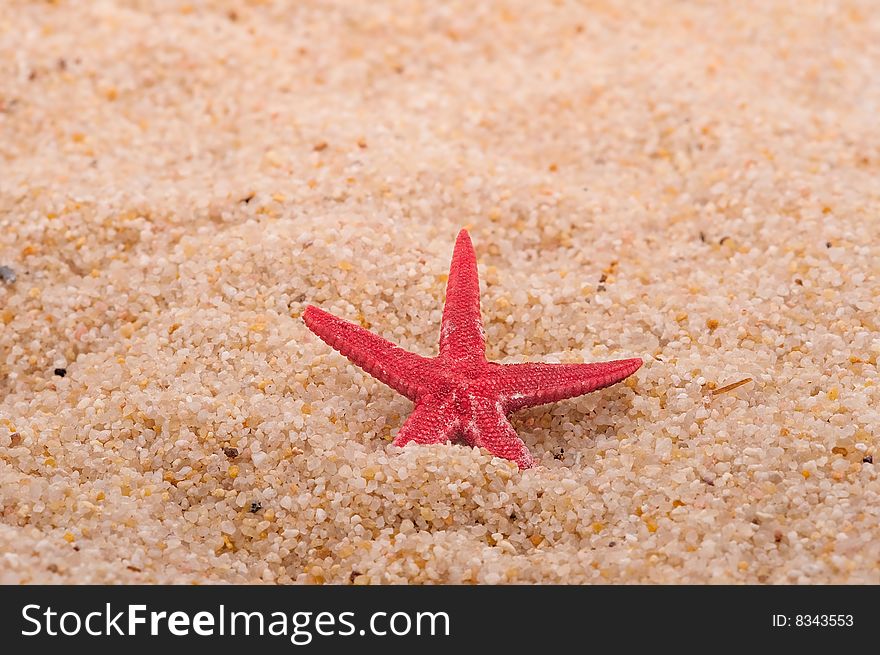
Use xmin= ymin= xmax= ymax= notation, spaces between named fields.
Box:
xmin=303 ymin=229 xmax=642 ymax=469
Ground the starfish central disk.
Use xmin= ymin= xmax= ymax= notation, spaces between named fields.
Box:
xmin=303 ymin=229 xmax=642 ymax=469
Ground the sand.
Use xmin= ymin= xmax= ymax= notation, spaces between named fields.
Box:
xmin=1 ymin=0 xmax=879 ymax=584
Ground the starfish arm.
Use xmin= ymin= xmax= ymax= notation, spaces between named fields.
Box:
xmin=392 ymin=395 xmax=459 ymax=447
xmin=439 ymin=229 xmax=486 ymax=365
xmin=489 ymin=358 xmax=643 ymax=413
xmin=303 ymin=305 xmax=436 ymax=401
xmin=466 ymin=400 xmax=535 ymax=469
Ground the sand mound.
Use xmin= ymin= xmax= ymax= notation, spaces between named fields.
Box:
xmin=1 ymin=0 xmax=878 ymax=583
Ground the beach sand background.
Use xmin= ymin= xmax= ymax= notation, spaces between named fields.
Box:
xmin=1 ymin=0 xmax=879 ymax=583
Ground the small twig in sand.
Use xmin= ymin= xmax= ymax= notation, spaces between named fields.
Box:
xmin=710 ymin=377 xmax=753 ymax=396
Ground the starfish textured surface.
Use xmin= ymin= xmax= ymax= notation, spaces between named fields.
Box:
xmin=304 ymin=230 xmax=642 ymax=468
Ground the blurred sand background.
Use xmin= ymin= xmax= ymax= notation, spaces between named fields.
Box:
xmin=1 ymin=0 xmax=879 ymax=583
